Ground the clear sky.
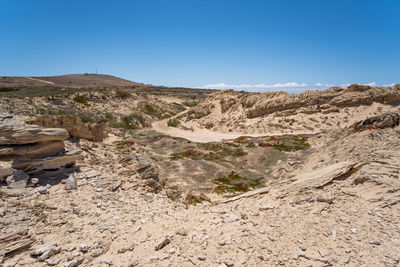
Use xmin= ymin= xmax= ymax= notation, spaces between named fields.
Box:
xmin=1 ymin=0 xmax=399 ymax=91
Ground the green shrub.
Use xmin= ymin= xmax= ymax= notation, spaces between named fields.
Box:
xmin=73 ymin=94 xmax=89 ymax=105
xmin=114 ymin=90 xmax=131 ymax=99
xmin=213 ymin=171 xmax=264 ymax=194
xmin=167 ymin=118 xmax=180 ymax=127
xmin=108 ymin=113 xmax=147 ymax=129
xmin=183 ymin=100 xmax=199 ymax=107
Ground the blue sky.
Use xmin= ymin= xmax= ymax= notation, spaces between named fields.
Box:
xmin=1 ymin=0 xmax=399 ymax=91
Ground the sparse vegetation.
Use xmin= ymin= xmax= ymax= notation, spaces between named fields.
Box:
xmin=73 ymin=94 xmax=89 ymax=105
xmin=170 ymin=143 xmax=247 ymax=161
xmin=167 ymin=118 xmax=180 ymax=127
xmin=213 ymin=171 xmax=264 ymax=194
xmin=108 ymin=113 xmax=147 ymax=130
xmin=183 ymin=100 xmax=199 ymax=107
xmin=0 ymin=86 xmax=18 ymax=92
xmin=258 ymin=136 xmax=310 ymax=152
xmin=114 ymin=90 xmax=131 ymax=99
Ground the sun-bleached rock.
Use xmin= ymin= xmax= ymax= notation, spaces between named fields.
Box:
xmin=0 ymin=114 xmax=69 ymax=145
xmin=28 ymin=114 xmax=105 ymax=142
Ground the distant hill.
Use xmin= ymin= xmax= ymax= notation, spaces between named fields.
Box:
xmin=0 ymin=74 xmax=147 ymax=88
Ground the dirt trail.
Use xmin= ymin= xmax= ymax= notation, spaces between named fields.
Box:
xmin=152 ymin=111 xmax=316 ymax=142
xmin=25 ymin=77 xmax=55 ymax=85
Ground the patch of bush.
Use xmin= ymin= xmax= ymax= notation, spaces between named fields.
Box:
xmin=114 ymin=90 xmax=131 ymax=99
xmin=170 ymin=144 xmax=247 ymax=161
xmin=258 ymin=136 xmax=310 ymax=152
xmin=108 ymin=113 xmax=147 ymax=130
xmin=213 ymin=171 xmax=264 ymax=194
xmin=167 ymin=118 xmax=180 ymax=127
xmin=73 ymin=94 xmax=89 ymax=105
xmin=183 ymin=100 xmax=199 ymax=107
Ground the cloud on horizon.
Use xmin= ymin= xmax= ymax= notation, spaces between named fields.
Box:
xmin=202 ymin=81 xmax=394 ymax=93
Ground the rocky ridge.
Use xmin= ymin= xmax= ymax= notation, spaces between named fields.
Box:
xmin=182 ymin=85 xmax=400 ymax=134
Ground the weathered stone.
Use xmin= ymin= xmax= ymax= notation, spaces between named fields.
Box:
xmin=64 ymin=256 xmax=84 ymax=267
xmin=0 ymin=161 xmax=14 ymax=182
xmin=12 ymin=150 xmax=83 ymax=174
xmin=155 ymin=236 xmax=170 ymax=251
xmin=354 ymin=112 xmax=399 ymax=130
xmin=0 ymin=141 xmax=65 ymax=160
xmin=6 ymin=170 xmax=29 ymax=189
xmin=0 ymin=114 xmax=69 ymax=145
xmin=65 ymin=174 xmax=78 ymax=190
xmin=28 ymin=114 xmax=106 ymax=142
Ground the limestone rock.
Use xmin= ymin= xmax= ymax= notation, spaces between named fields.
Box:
xmin=0 ymin=161 xmax=14 ymax=182
xmin=28 ymin=114 xmax=105 ymax=142
xmin=354 ymin=112 xmax=399 ymax=130
xmin=284 ymin=161 xmax=357 ymax=192
xmin=0 ymin=141 xmax=65 ymax=160
xmin=6 ymin=170 xmax=29 ymax=189
xmin=0 ymin=114 xmax=69 ymax=145
xmin=65 ymin=174 xmax=78 ymax=190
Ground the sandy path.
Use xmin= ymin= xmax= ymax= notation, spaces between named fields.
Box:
xmin=25 ymin=77 xmax=55 ymax=85
xmin=152 ymin=112 xmax=315 ymax=142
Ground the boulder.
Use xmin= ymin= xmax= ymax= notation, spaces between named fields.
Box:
xmin=6 ymin=170 xmax=29 ymax=189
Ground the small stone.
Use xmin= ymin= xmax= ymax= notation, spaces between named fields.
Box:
xmin=150 ymin=256 xmax=159 ymax=260
xmin=168 ymin=248 xmax=176 ymax=254
xmin=293 ymin=248 xmax=309 ymax=260
xmin=127 ymin=260 xmax=139 ymax=267
xmin=155 ymin=236 xmax=171 ymax=251
xmin=176 ymin=229 xmax=188 ymax=236
xmin=198 ymin=256 xmax=206 ymax=261
xmin=64 ymin=257 xmax=84 ymax=267
xmin=31 ymin=178 xmax=39 ymax=185
xmin=79 ymin=244 xmax=89 ymax=253
xmin=218 ymin=240 xmax=226 ymax=246
xmin=369 ymin=240 xmax=381 ymax=245
xmin=225 ymin=214 xmax=237 ymax=223
xmin=223 ymin=259 xmax=234 ymax=266
xmin=332 ymin=230 xmax=337 ymax=241
xmin=351 ymin=228 xmax=357 ymax=234
xmin=259 ymin=205 xmax=274 ymax=211
xmin=342 ymin=255 xmax=351 ymax=264
xmin=65 ymin=174 xmax=78 ymax=190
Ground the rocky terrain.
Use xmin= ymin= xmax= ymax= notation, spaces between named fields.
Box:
xmin=179 ymin=84 xmax=400 ymax=134
xmin=1 ymin=80 xmax=400 ymax=266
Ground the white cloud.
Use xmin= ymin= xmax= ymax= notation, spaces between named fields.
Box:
xmin=202 ymin=81 xmax=395 ymax=93
xmin=384 ymin=82 xmax=396 ymax=87
xmin=203 ymin=82 xmax=310 ymax=90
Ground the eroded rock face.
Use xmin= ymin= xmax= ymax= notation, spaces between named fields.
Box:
xmin=28 ymin=115 xmax=105 ymax=142
xmin=354 ymin=112 xmax=399 ymax=129
xmin=0 ymin=114 xmax=69 ymax=145
xmin=0 ymin=114 xmax=81 ymax=184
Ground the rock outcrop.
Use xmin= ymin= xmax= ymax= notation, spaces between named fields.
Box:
xmin=0 ymin=114 xmax=82 ymax=183
xmin=182 ymin=85 xmax=400 ymax=134
xmin=28 ymin=115 xmax=106 ymax=142
xmin=0 ymin=114 xmax=68 ymax=145
xmin=354 ymin=112 xmax=399 ymax=130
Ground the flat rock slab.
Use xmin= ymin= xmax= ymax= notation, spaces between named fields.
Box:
xmin=284 ymin=161 xmax=357 ymax=191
